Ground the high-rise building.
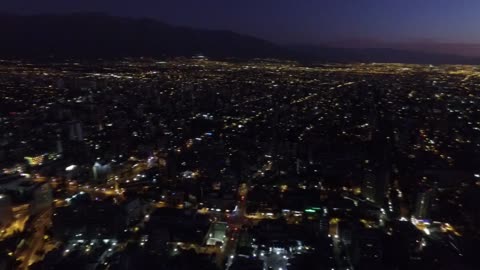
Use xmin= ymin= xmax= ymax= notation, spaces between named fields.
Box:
xmin=414 ymin=188 xmax=435 ymax=221
xmin=30 ymin=183 xmax=53 ymax=215
xmin=362 ymin=171 xmax=376 ymax=203
xmin=351 ymin=228 xmax=383 ymax=267
xmin=56 ymin=138 xmax=63 ymax=154
xmin=0 ymin=194 xmax=13 ymax=228
xmin=362 ymin=168 xmax=390 ymax=206
xmin=68 ymin=121 xmax=83 ymax=141
xmin=92 ymin=161 xmax=111 ymax=183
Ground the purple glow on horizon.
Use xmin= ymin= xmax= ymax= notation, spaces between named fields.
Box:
xmin=2 ymin=0 xmax=480 ymax=56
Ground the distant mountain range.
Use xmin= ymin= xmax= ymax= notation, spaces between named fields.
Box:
xmin=0 ymin=13 xmax=288 ymax=59
xmin=1 ymin=13 xmax=479 ymax=65
xmin=291 ymin=45 xmax=480 ymax=65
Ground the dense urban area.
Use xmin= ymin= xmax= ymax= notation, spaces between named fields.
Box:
xmin=1 ymin=57 xmax=480 ymax=270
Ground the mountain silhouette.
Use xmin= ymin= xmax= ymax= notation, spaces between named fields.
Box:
xmin=0 ymin=13 xmax=290 ymax=59
xmin=291 ymin=45 xmax=480 ymax=65
xmin=0 ymin=13 xmax=479 ymax=64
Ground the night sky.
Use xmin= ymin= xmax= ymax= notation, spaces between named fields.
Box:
xmin=2 ymin=0 xmax=480 ymax=55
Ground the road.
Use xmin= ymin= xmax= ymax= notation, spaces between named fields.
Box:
xmin=17 ymin=208 xmax=53 ymax=270
xmin=224 ymin=186 xmax=249 ymax=269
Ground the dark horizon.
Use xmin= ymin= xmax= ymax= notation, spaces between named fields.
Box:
xmin=2 ymin=0 xmax=480 ymax=57
xmin=2 ymin=12 xmax=480 ymax=65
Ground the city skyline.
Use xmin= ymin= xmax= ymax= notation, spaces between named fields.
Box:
xmin=1 ymin=2 xmax=479 ymax=270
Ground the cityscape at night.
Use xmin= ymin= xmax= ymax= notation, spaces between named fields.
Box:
xmin=1 ymin=1 xmax=480 ymax=270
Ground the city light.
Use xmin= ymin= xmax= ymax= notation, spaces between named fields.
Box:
xmin=0 ymin=33 xmax=478 ymax=270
